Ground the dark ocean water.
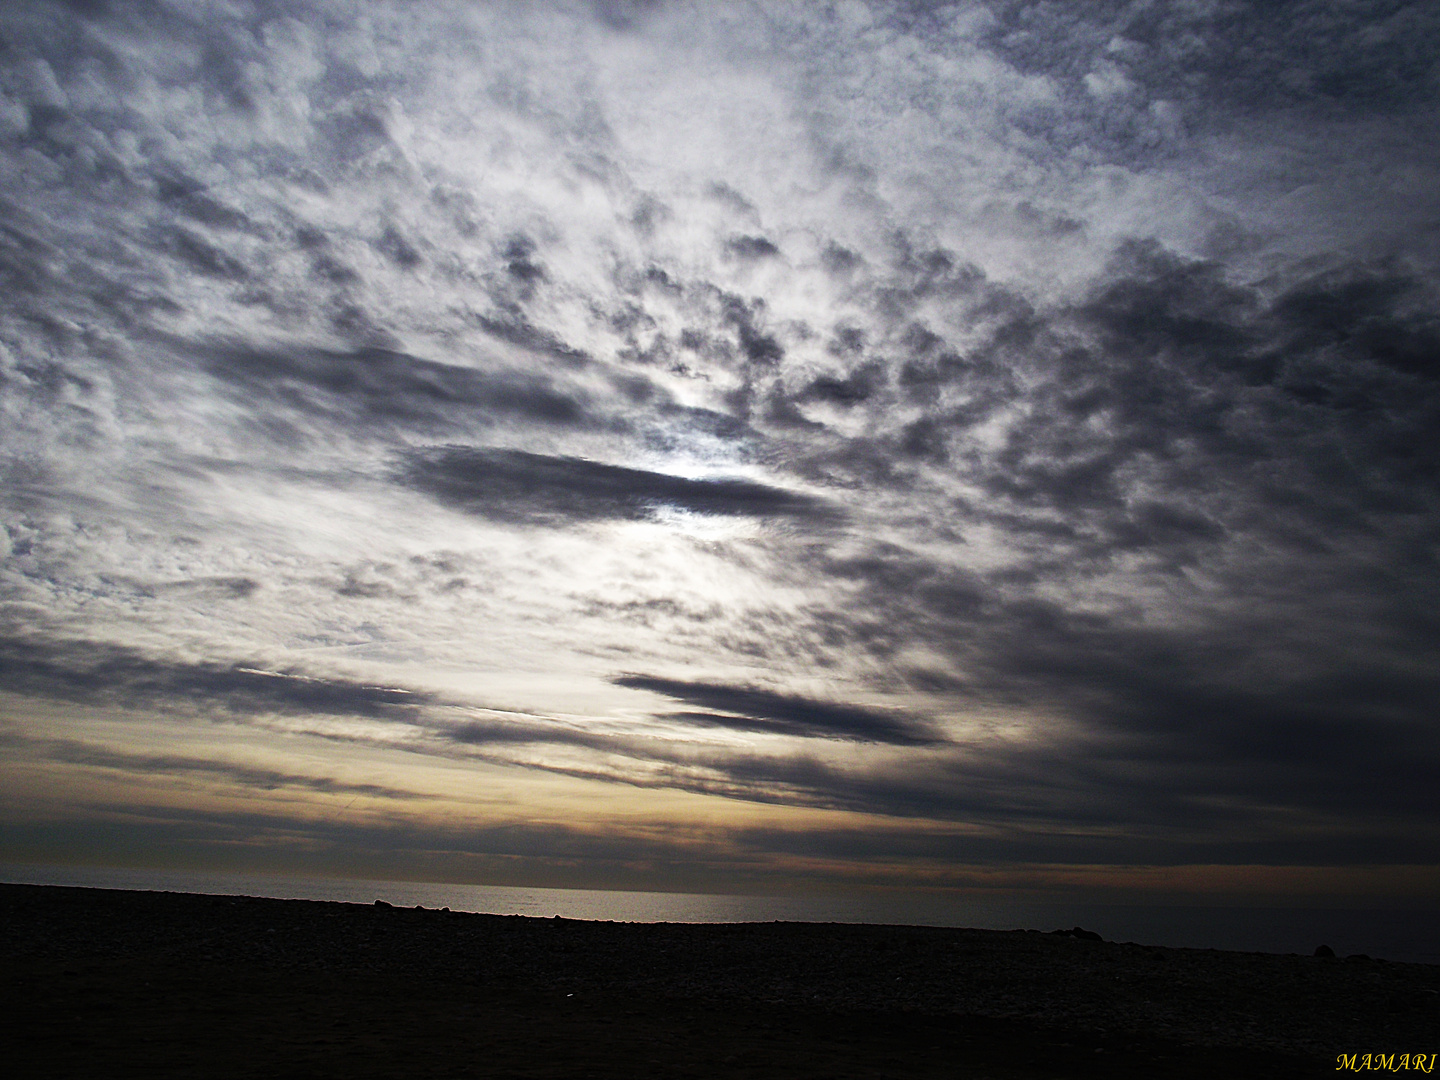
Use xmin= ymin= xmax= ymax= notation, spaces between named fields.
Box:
xmin=5 ymin=862 xmax=1436 ymax=964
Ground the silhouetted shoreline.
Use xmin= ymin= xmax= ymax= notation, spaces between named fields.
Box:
xmin=3 ymin=883 xmax=1436 ymax=1078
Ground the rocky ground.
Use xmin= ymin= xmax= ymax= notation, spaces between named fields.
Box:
xmin=2 ymin=883 xmax=1436 ymax=1078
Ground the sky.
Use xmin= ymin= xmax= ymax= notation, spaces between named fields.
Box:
xmin=1 ymin=0 xmax=1438 ymax=906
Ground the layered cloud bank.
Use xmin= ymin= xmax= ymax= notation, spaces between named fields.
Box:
xmin=1 ymin=0 xmax=1437 ymax=900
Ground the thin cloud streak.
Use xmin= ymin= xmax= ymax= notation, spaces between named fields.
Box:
xmin=0 ymin=637 xmax=433 ymax=721
xmin=615 ymin=675 xmax=942 ymax=745
xmin=0 ymin=732 xmax=428 ymax=801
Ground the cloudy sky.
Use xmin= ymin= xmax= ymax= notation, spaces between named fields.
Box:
xmin=2 ymin=0 xmax=1438 ymax=904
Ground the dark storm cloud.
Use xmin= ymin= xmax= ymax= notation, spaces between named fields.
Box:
xmin=478 ymin=727 xmax=1130 ymax=834
xmin=0 ymin=636 xmax=431 ymax=720
xmin=833 ymin=240 xmax=1440 ymax=561
xmin=199 ymin=343 xmax=606 ymax=436
xmin=961 ymin=0 xmax=1440 ymax=186
xmin=766 ymin=548 xmax=1440 ymax=826
xmin=980 ymin=0 xmax=1440 ymax=118
xmin=1060 ymin=244 xmax=1440 ymax=514
xmin=575 ymin=690 xmax=1440 ymax=859
xmin=980 ymin=619 xmax=1440 ymax=792
xmin=613 ymin=675 xmax=943 ymax=745
xmin=1267 ymin=264 xmax=1440 ymax=383
xmin=400 ymin=446 xmax=837 ymax=526
xmin=728 ymin=233 xmax=1440 ymax=841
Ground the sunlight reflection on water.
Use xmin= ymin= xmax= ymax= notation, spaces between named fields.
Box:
xmin=5 ymin=862 xmax=1436 ymax=964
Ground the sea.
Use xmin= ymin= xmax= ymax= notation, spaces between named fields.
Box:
xmin=4 ymin=861 xmax=1436 ymax=965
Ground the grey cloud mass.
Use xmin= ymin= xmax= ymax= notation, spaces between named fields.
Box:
xmin=200 ymin=342 xmax=611 ymax=438
xmin=402 ymin=447 xmax=836 ymax=525
xmin=1 ymin=0 xmax=1438 ymax=900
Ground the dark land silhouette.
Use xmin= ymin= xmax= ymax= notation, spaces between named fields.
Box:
xmin=3 ymin=883 xmax=1436 ymax=1078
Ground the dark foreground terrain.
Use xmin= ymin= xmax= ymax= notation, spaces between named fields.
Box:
xmin=2 ymin=884 xmax=1436 ymax=1078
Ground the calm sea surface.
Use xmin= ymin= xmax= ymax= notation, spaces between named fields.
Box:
xmin=4 ymin=862 xmax=1436 ymax=964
